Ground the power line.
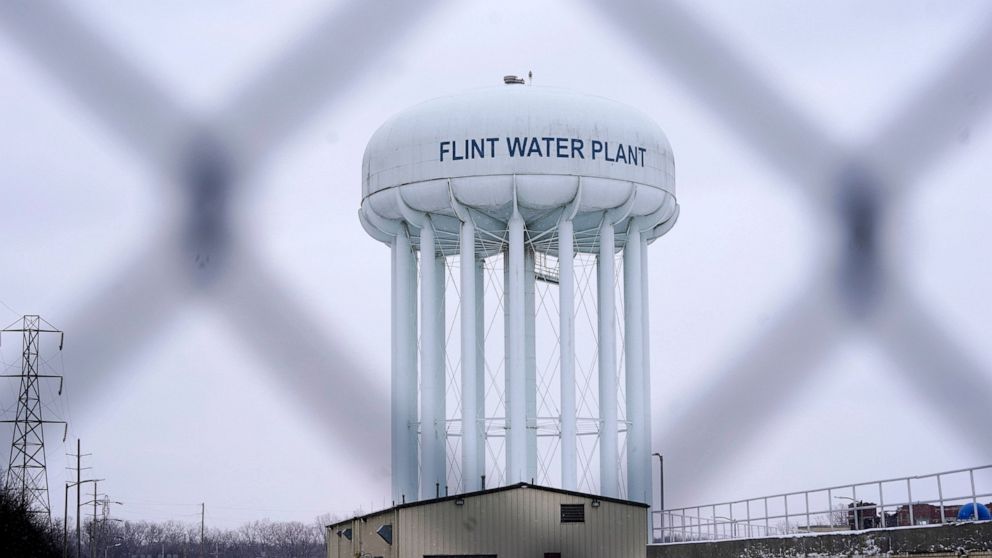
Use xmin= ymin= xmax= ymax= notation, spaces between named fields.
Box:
xmin=116 ymin=499 xmax=329 ymax=515
xmin=0 ymin=297 xmax=20 ymax=318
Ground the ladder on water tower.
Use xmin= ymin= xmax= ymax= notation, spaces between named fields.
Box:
xmin=534 ymin=252 xmax=560 ymax=285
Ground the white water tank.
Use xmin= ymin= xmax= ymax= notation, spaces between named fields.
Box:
xmin=359 ymin=80 xmax=678 ymax=512
xmin=361 ymin=83 xmax=677 ymax=253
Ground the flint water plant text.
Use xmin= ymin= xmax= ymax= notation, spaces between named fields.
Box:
xmin=439 ymin=137 xmax=647 ymax=167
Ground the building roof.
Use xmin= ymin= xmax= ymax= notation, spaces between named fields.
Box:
xmin=327 ymin=482 xmax=649 ymax=528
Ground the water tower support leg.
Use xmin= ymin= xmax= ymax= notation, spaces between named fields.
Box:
xmin=624 ymin=226 xmax=649 ymax=504
xmin=420 ymin=224 xmax=446 ymax=500
xmin=559 ymin=219 xmax=577 ymax=491
xmin=506 ymin=209 xmax=527 ymax=484
xmin=460 ymin=220 xmax=481 ymax=492
xmin=525 ymin=248 xmax=538 ymax=482
xmin=598 ymin=219 xmax=619 ymax=497
xmin=474 ymin=256 xmax=486 ymax=481
xmin=392 ymin=228 xmax=418 ymax=503
xmin=641 ymin=239 xmax=653 ymax=505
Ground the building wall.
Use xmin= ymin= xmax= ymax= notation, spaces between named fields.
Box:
xmin=894 ymin=503 xmax=966 ymax=526
xmin=329 ymin=509 xmax=397 ymax=558
xmin=397 ymin=486 xmax=646 ymax=558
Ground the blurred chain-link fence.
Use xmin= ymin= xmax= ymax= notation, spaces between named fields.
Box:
xmin=1 ymin=0 xmax=990 ymax=511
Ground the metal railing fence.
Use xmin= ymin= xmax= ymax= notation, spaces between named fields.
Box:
xmin=653 ymin=464 xmax=992 ymax=543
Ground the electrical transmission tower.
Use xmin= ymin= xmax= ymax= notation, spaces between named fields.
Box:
xmin=1 ymin=315 xmax=66 ymax=521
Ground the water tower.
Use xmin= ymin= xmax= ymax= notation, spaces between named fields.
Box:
xmin=359 ymin=78 xmax=678 ymax=506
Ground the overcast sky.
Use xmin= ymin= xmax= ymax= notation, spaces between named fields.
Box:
xmin=1 ymin=0 xmax=991 ymax=529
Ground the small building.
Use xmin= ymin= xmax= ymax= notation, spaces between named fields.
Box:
xmin=327 ymin=483 xmax=648 ymax=558
xmin=846 ymin=501 xmax=882 ymax=530
xmin=887 ymin=503 xmax=992 ymax=526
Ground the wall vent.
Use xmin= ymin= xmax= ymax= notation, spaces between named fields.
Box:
xmin=560 ymin=503 xmax=585 ymax=523
xmin=376 ymin=523 xmax=393 ymax=545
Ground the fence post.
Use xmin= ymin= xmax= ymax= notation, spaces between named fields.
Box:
xmin=764 ymin=497 xmax=769 ymax=535
xmin=852 ymin=486 xmax=858 ymax=529
xmin=937 ymin=475 xmax=945 ymax=524
xmin=970 ymin=469 xmax=979 ymax=520
xmin=878 ymin=482 xmax=885 ymax=527
xmin=827 ymin=488 xmax=833 ymax=527
xmin=907 ymin=478 xmax=914 ymax=526
xmin=746 ymin=500 xmax=751 ymax=538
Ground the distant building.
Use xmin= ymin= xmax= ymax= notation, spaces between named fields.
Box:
xmin=326 ymin=483 xmax=648 ymax=558
xmin=847 ymin=501 xmax=882 ymax=530
xmin=887 ymin=503 xmax=992 ymax=526
xmin=844 ymin=502 xmax=992 ymax=530
xmin=895 ymin=503 xmax=957 ymax=526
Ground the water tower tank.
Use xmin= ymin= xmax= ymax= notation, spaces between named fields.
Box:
xmin=360 ymin=79 xmax=678 ymax=507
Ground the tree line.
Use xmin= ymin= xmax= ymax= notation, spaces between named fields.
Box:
xmin=1 ymin=477 xmax=62 ymax=557
xmin=83 ymin=517 xmax=326 ymax=558
xmin=2 ymin=474 xmax=331 ymax=558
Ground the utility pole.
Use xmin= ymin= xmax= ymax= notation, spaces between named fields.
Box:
xmin=93 ymin=481 xmax=98 ymax=556
xmin=76 ymin=439 xmax=81 ymax=558
xmin=1 ymin=315 xmax=67 ymax=523
xmin=64 ymin=482 xmax=69 ymax=558
xmin=82 ymin=481 xmax=111 ymax=557
xmin=67 ymin=439 xmax=97 ymax=558
xmin=652 ymin=452 xmax=664 ymax=510
xmin=96 ymin=494 xmax=123 ymax=558
xmin=69 ymin=477 xmax=102 ymax=558
xmin=200 ymin=502 xmax=205 ymax=558
xmin=653 ymin=452 xmax=664 ymax=542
